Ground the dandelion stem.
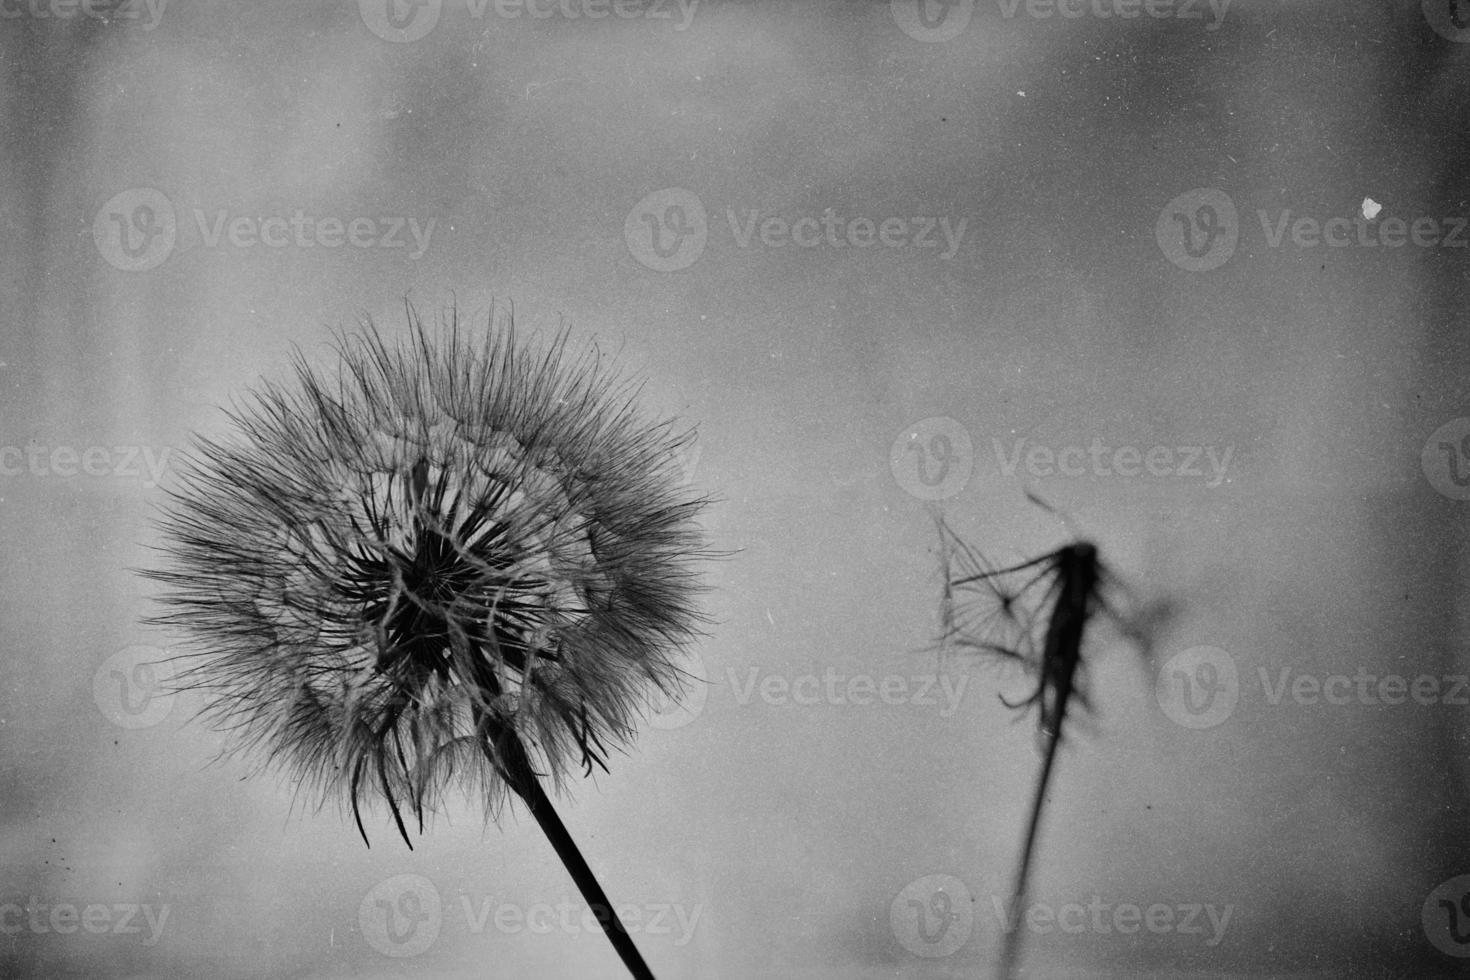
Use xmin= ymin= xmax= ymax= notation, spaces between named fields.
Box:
xmin=996 ymin=726 xmax=1060 ymax=980
xmin=485 ymin=723 xmax=657 ymax=980
xmin=996 ymin=658 xmax=1075 ymax=980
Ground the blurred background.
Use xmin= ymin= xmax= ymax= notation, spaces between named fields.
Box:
xmin=2 ymin=0 xmax=1469 ymax=976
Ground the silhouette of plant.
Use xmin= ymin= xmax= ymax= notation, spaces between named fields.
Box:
xmin=933 ymin=501 xmax=1169 ymax=980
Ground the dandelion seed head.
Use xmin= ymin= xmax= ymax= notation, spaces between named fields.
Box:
xmin=146 ymin=304 xmax=709 ymax=843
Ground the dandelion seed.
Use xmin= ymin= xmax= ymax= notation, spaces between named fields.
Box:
xmin=144 ymin=302 xmax=711 ymax=979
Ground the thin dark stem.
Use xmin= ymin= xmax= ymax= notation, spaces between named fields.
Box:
xmin=996 ymin=726 xmax=1061 ymax=980
xmin=483 ymin=724 xmax=656 ymax=980
xmin=997 ymin=636 xmax=1080 ymax=980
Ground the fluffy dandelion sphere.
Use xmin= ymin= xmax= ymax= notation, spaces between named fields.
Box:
xmin=148 ymin=305 xmax=707 ymax=843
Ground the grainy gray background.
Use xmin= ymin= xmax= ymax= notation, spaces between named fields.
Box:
xmin=2 ymin=1 xmax=1468 ymax=976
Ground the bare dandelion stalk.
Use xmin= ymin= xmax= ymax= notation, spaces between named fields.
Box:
xmin=990 ymin=543 xmax=1096 ymax=980
xmin=933 ymin=500 xmax=1159 ymax=980
xmin=144 ymin=302 xmax=710 ymax=980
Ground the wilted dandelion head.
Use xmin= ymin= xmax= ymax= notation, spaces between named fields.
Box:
xmin=931 ymin=510 xmax=1098 ymax=738
xmin=147 ymin=304 xmax=708 ymax=844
